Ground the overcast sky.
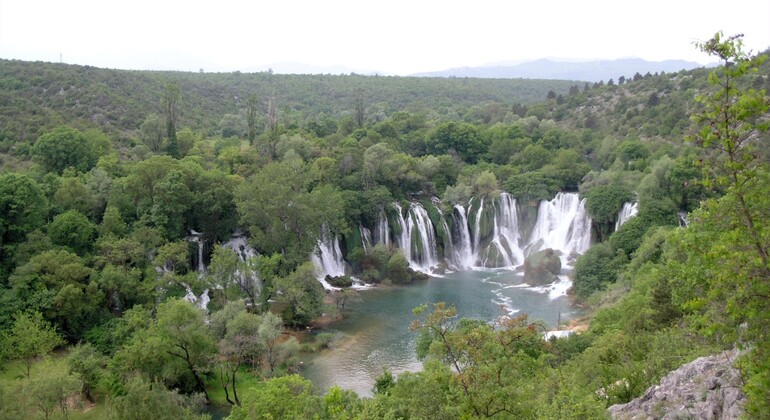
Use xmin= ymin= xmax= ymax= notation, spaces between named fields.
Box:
xmin=1 ymin=0 xmax=769 ymax=75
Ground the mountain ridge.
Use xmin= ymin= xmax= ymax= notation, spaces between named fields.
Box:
xmin=412 ymin=58 xmax=704 ymax=82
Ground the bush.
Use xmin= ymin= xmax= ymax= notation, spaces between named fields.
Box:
xmin=573 ymin=243 xmax=627 ymax=299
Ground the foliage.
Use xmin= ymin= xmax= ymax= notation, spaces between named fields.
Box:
xmin=68 ymin=342 xmax=106 ymax=403
xmin=427 ymin=121 xmax=489 ymax=163
xmin=3 ymin=310 xmax=64 ymax=378
xmin=113 ymin=299 xmax=215 ymax=401
xmin=48 ymin=209 xmax=97 ymax=255
xmin=32 ymin=125 xmax=98 ymax=174
xmin=227 ymin=374 xmax=320 ymax=420
xmin=573 ymin=242 xmax=627 ymax=299
xmin=8 ymin=250 xmax=102 ymax=340
xmin=236 ymin=162 xmax=346 ymax=270
xmin=19 ymin=358 xmax=82 ymax=419
xmin=584 ymin=183 xmax=633 ymax=241
xmin=272 ymin=263 xmax=325 ymax=327
xmin=107 ymin=376 xmax=210 ymax=420
xmin=411 ymin=302 xmax=547 ymax=418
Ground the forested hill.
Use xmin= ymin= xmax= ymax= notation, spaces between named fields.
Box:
xmin=0 ymin=59 xmax=577 ymax=141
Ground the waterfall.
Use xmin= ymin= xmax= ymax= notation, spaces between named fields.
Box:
xmin=385 ymin=202 xmax=441 ymax=272
xmin=495 ymin=193 xmax=525 ymax=266
xmin=223 ymin=232 xmax=263 ymax=298
xmin=311 ymin=226 xmax=346 ymax=290
xmin=467 ymin=194 xmax=526 ymax=268
xmin=408 ymin=203 xmax=438 ymax=271
xmin=394 ymin=204 xmax=411 ymax=260
xmin=472 ymin=198 xmax=484 ymax=258
xmin=185 ymin=230 xmax=209 ymax=311
xmin=184 ymin=284 xmax=210 ymax=311
xmin=615 ymin=202 xmax=639 ymax=230
xmin=374 ymin=210 xmax=390 ymax=247
xmin=435 ymin=205 xmax=456 ymax=269
xmin=527 ymin=192 xmax=591 ymax=259
xmin=188 ymin=230 xmax=206 ymax=274
xmin=224 ymin=233 xmax=258 ymax=260
xmin=360 ymin=225 xmax=373 ymax=253
xmin=451 ymin=204 xmax=475 ymax=270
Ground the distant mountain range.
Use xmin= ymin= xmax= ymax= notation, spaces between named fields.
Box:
xmin=411 ymin=58 xmax=705 ymax=82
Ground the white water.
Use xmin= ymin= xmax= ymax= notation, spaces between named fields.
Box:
xmin=374 ymin=210 xmax=390 ymax=247
xmin=360 ymin=225 xmax=372 ymax=253
xmin=223 ymin=233 xmax=263 ymax=297
xmin=312 ymin=227 xmax=347 ymax=290
xmin=407 ymin=203 xmax=438 ymax=271
xmin=451 ymin=204 xmax=475 ymax=270
xmin=394 ymin=204 xmax=411 ymax=261
xmin=366 ymin=193 xmax=591 ymax=273
xmin=434 ymin=205 xmax=457 ymax=270
xmin=492 ymin=193 xmax=525 ymax=267
xmin=527 ymin=192 xmax=592 ymax=261
xmin=224 ymin=234 xmax=258 ymax=260
xmin=615 ymin=202 xmax=639 ymax=230
xmin=472 ymin=198 xmax=485 ymax=262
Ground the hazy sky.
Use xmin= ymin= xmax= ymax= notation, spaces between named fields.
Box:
xmin=1 ymin=0 xmax=769 ymax=75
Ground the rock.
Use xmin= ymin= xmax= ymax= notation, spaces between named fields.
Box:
xmin=325 ymin=275 xmax=353 ymax=288
xmin=523 ymin=248 xmax=562 ymax=285
xmin=608 ymin=349 xmax=745 ymax=420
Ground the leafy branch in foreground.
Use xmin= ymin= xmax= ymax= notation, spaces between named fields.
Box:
xmin=689 ymin=31 xmax=770 ymax=272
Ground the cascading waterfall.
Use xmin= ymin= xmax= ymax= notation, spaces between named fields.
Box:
xmin=360 ymin=225 xmax=373 ymax=253
xmin=472 ymin=198 xmax=485 ymax=259
xmin=408 ymin=203 xmax=439 ymax=271
xmin=457 ymin=194 xmax=526 ymax=268
xmin=451 ymin=204 xmax=475 ymax=270
xmin=434 ymin=205 xmax=456 ymax=270
xmin=184 ymin=230 xmax=210 ymax=310
xmin=527 ymin=192 xmax=592 ymax=259
xmin=353 ymin=192 xmax=591 ymax=279
xmin=312 ymin=226 xmax=347 ymax=290
xmin=615 ymin=202 xmax=639 ymax=230
xmin=374 ymin=210 xmax=390 ymax=247
xmin=394 ymin=204 xmax=411 ymax=260
xmin=224 ymin=234 xmax=257 ymax=260
xmin=494 ymin=193 xmax=525 ymax=266
xmin=223 ymin=232 xmax=263 ymax=295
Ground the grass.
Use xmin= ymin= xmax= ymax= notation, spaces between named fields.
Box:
xmin=205 ymin=365 xmax=265 ymax=415
xmin=0 ymin=349 xmax=296 ymax=419
xmin=0 ymin=351 xmax=112 ymax=420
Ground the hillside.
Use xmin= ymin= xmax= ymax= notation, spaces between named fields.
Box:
xmin=0 ymin=59 xmax=577 ymax=143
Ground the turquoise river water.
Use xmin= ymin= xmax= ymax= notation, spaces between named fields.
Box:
xmin=300 ymin=269 xmax=581 ymax=397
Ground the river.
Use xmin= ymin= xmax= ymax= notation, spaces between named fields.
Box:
xmin=300 ymin=268 xmax=581 ymax=397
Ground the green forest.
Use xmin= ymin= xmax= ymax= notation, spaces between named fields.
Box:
xmin=0 ymin=32 xmax=769 ymax=419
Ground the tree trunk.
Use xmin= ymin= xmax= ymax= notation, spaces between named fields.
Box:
xmin=232 ymin=369 xmax=240 ymax=405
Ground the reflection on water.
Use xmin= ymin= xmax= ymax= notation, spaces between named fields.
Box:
xmin=300 ymin=269 xmax=580 ymax=397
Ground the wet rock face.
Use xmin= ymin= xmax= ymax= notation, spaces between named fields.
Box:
xmin=609 ymin=350 xmax=745 ymax=420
